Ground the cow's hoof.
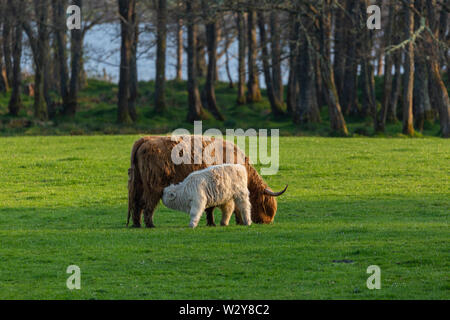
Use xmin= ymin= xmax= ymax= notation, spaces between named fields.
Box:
xmin=130 ymin=224 xmax=141 ymax=228
xmin=145 ymin=224 xmax=156 ymax=228
xmin=206 ymin=222 xmax=216 ymax=227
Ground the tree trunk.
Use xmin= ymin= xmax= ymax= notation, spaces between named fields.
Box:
xmin=236 ymin=11 xmax=246 ymax=104
xmin=0 ymin=58 xmax=6 ymax=93
xmin=294 ymin=8 xmax=321 ymax=124
xmin=52 ymin=0 xmax=70 ymax=112
xmin=314 ymin=48 xmax=325 ymax=109
xmin=295 ymin=42 xmax=321 ymax=123
xmin=360 ymin=1 xmax=376 ymax=121
xmin=176 ymin=18 xmax=183 ymax=81
xmin=196 ymin=32 xmax=206 ymax=78
xmin=222 ymin=17 xmax=233 ymax=89
xmin=128 ymin=0 xmax=138 ymax=121
xmin=202 ymin=1 xmax=224 ymax=121
xmin=257 ymin=11 xmax=284 ymax=117
xmin=320 ymin=0 xmax=348 ymax=135
xmin=117 ymin=0 xmax=133 ymax=124
xmin=66 ymin=0 xmax=83 ymax=117
xmin=7 ymin=0 xmax=22 ymax=116
xmin=426 ymin=0 xmax=450 ymax=137
xmin=24 ymin=0 xmax=50 ymax=121
xmin=0 ymin=3 xmax=8 ymax=92
xmin=412 ymin=0 xmax=433 ymax=131
xmin=155 ymin=0 xmax=167 ymax=114
xmin=388 ymin=50 xmax=402 ymax=122
xmin=286 ymin=14 xmax=298 ymax=115
xmin=246 ymin=9 xmax=261 ymax=103
xmin=186 ymin=0 xmax=206 ymax=121
xmin=2 ymin=4 xmax=13 ymax=89
xmin=402 ymin=0 xmax=415 ymax=136
xmin=378 ymin=0 xmax=396 ymax=132
xmin=414 ymin=58 xmax=433 ymax=131
xmin=270 ymin=11 xmax=283 ymax=104
xmin=341 ymin=0 xmax=359 ymax=116
xmin=333 ymin=4 xmax=346 ymax=101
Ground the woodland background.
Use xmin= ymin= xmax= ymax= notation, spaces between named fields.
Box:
xmin=0 ymin=0 xmax=448 ymax=137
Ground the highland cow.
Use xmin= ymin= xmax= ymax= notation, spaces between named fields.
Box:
xmin=127 ymin=135 xmax=287 ymax=228
xmin=162 ymin=164 xmax=252 ymax=228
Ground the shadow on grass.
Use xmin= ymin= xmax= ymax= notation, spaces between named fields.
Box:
xmin=0 ymin=194 xmax=447 ymax=231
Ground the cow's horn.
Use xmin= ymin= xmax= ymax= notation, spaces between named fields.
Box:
xmin=264 ymin=184 xmax=288 ymax=197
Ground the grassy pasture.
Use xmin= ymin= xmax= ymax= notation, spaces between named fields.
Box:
xmin=0 ymin=136 xmax=448 ymax=299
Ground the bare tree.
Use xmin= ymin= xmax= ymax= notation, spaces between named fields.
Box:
xmin=413 ymin=0 xmax=433 ymax=131
xmin=402 ymin=0 xmax=415 ymax=136
xmin=2 ymin=0 xmax=12 ymax=90
xmin=201 ymin=0 xmax=224 ymax=120
xmin=23 ymin=0 xmax=51 ymax=121
xmin=236 ymin=10 xmax=246 ymax=104
xmin=52 ymin=0 xmax=70 ymax=114
xmin=246 ymin=8 xmax=261 ymax=103
xmin=319 ymin=0 xmax=348 ymax=135
xmin=257 ymin=10 xmax=284 ymax=117
xmin=286 ymin=12 xmax=298 ymax=115
xmin=294 ymin=6 xmax=321 ymax=124
xmin=7 ymin=0 xmax=23 ymax=116
xmin=333 ymin=4 xmax=345 ymax=102
xmin=270 ymin=11 xmax=283 ymax=104
xmin=175 ymin=4 xmax=183 ymax=81
xmin=378 ymin=0 xmax=396 ymax=132
xmin=341 ymin=0 xmax=359 ymax=116
xmin=360 ymin=0 xmax=376 ymax=123
xmin=155 ymin=0 xmax=167 ymax=113
xmin=186 ymin=0 xmax=206 ymax=121
xmin=426 ymin=0 xmax=450 ymax=137
xmin=117 ymin=0 xmax=135 ymax=124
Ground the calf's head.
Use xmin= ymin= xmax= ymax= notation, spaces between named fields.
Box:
xmin=162 ymin=185 xmax=178 ymax=206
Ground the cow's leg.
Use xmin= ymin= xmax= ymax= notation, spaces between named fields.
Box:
xmin=130 ymin=186 xmax=143 ymax=228
xmin=131 ymin=205 xmax=143 ymax=228
xmin=205 ymin=207 xmax=216 ymax=226
xmin=219 ymin=201 xmax=235 ymax=226
xmin=143 ymin=192 xmax=162 ymax=228
xmin=234 ymin=207 xmax=244 ymax=225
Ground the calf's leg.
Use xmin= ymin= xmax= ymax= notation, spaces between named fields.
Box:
xmin=189 ymin=200 xmax=206 ymax=228
xmin=234 ymin=194 xmax=252 ymax=226
xmin=219 ymin=201 xmax=235 ymax=226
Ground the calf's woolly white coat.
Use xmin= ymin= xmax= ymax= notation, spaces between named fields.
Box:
xmin=162 ymin=164 xmax=252 ymax=228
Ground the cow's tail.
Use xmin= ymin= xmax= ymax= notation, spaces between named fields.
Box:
xmin=127 ymin=138 xmax=147 ymax=227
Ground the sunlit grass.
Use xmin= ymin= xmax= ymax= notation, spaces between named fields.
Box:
xmin=0 ymin=136 xmax=448 ymax=299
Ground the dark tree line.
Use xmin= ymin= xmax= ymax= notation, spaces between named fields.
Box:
xmin=0 ymin=0 xmax=448 ymax=137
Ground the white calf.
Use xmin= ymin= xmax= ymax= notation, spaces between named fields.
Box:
xmin=162 ymin=164 xmax=252 ymax=228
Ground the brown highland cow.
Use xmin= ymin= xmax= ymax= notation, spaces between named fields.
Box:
xmin=127 ymin=135 xmax=287 ymax=228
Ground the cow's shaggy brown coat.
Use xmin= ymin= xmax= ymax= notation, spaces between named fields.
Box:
xmin=127 ymin=135 xmax=283 ymax=227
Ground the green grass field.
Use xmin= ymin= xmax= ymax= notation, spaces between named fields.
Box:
xmin=0 ymin=135 xmax=448 ymax=299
